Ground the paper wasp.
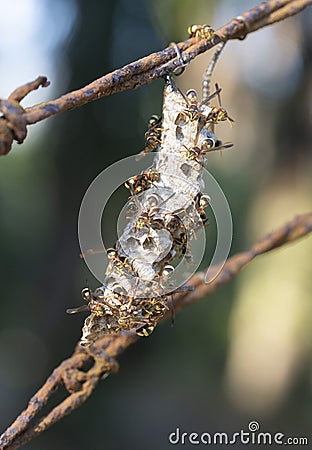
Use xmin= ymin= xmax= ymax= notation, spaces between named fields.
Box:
xmin=125 ymin=171 xmax=160 ymax=196
xmin=136 ymin=115 xmax=162 ymax=161
xmin=188 ymin=24 xmax=214 ymax=40
xmin=194 ymin=192 xmax=211 ymax=225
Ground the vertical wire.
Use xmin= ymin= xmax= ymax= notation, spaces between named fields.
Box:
xmin=202 ymin=42 xmax=226 ymax=101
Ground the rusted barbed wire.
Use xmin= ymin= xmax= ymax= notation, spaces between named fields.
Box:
xmin=1 ymin=212 xmax=311 ymax=450
xmin=0 ymin=0 xmax=311 ymax=155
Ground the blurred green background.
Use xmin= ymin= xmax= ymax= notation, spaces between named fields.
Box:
xmin=0 ymin=0 xmax=311 ymax=449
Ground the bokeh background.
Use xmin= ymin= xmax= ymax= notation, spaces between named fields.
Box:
xmin=0 ymin=0 xmax=311 ymax=449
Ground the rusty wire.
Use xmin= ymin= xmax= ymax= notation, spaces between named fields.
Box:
xmin=0 ymin=0 xmax=311 ymax=155
xmin=0 ymin=212 xmax=311 ymax=449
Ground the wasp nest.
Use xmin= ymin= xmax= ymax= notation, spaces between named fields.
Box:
xmin=77 ymin=79 xmax=232 ymax=346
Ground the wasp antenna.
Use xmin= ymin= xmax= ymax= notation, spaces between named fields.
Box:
xmin=218 ymin=141 xmax=234 ymax=150
xmin=175 ymin=84 xmax=192 ymax=106
xmin=66 ymin=305 xmax=90 ymax=314
xmin=228 ymin=116 xmax=235 ymax=127
xmin=215 ymin=83 xmax=222 ymax=107
xmin=168 ymin=295 xmax=175 ymax=326
xmin=200 ymin=85 xmax=222 ymax=106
